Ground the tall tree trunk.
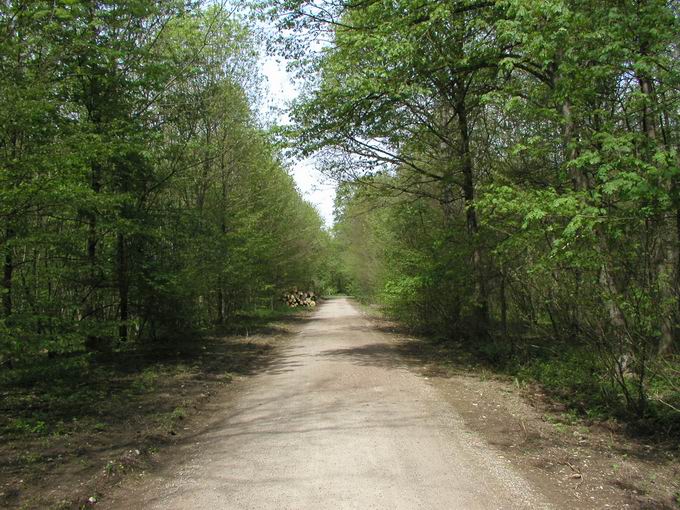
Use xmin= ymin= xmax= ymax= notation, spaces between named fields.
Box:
xmin=216 ymin=149 xmax=229 ymax=325
xmin=84 ymin=161 xmax=102 ymax=350
xmin=638 ymin=69 xmax=676 ymax=355
xmin=562 ymin=97 xmax=629 ymax=339
xmin=456 ymin=89 xmax=488 ymax=335
xmin=83 ymin=10 xmax=105 ymax=349
xmin=116 ymin=156 xmax=131 ymax=343
xmin=661 ymin=88 xmax=680 ymax=351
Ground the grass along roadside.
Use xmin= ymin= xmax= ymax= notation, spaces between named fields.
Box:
xmin=0 ymin=306 xmax=309 ymax=509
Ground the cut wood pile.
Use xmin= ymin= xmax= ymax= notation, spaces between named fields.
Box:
xmin=283 ymin=290 xmax=317 ymax=308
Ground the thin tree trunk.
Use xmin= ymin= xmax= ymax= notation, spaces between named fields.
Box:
xmin=84 ymin=161 xmax=102 ymax=350
xmin=500 ymin=270 xmax=508 ymax=340
xmin=2 ymin=228 xmax=13 ymax=317
xmin=117 ymin=232 xmax=128 ymax=342
xmin=216 ymin=151 xmax=228 ymax=325
xmin=217 ymin=289 xmax=225 ymax=324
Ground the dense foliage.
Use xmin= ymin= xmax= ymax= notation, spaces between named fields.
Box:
xmin=0 ymin=1 xmax=330 ymax=360
xmin=264 ymin=0 xmax=680 ymax=425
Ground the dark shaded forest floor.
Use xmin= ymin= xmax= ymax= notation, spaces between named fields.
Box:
xmin=358 ymin=307 xmax=680 ymax=509
xmin=0 ymin=309 xmax=310 ymax=509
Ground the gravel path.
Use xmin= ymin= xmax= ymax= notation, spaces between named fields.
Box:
xmin=105 ymin=298 xmax=555 ymax=509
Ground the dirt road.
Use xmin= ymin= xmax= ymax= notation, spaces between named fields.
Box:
xmin=105 ymin=298 xmax=555 ymax=509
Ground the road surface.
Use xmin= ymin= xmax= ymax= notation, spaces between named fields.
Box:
xmin=107 ymin=298 xmax=553 ymax=509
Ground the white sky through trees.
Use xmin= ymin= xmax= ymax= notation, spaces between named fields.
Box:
xmin=260 ymin=56 xmax=335 ymax=228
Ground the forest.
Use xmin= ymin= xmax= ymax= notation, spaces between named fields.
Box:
xmin=0 ymin=3 xmax=339 ymax=481
xmin=1 ymin=0 xmax=680 ymax=507
xmin=1 ymin=0 xmax=680 ymax=497
xmin=0 ymin=1 xmax=332 ymax=359
xmin=264 ymin=0 xmax=680 ymax=430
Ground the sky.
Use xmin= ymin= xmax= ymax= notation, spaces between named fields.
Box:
xmin=260 ymin=56 xmax=336 ymax=227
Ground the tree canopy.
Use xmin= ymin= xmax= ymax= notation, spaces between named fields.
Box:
xmin=0 ymin=1 xmax=332 ymax=359
xmin=262 ymin=0 xmax=680 ymax=422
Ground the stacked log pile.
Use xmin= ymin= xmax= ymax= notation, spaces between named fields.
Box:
xmin=283 ymin=290 xmax=317 ymax=308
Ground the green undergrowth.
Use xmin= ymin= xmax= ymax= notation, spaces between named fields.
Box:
xmin=363 ymin=301 xmax=680 ymax=439
xmin=473 ymin=339 xmax=680 ymax=438
xmin=0 ymin=306 xmax=302 ymax=443
xmin=0 ymin=305 xmax=308 ymax=508
xmin=216 ymin=305 xmax=311 ymax=336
